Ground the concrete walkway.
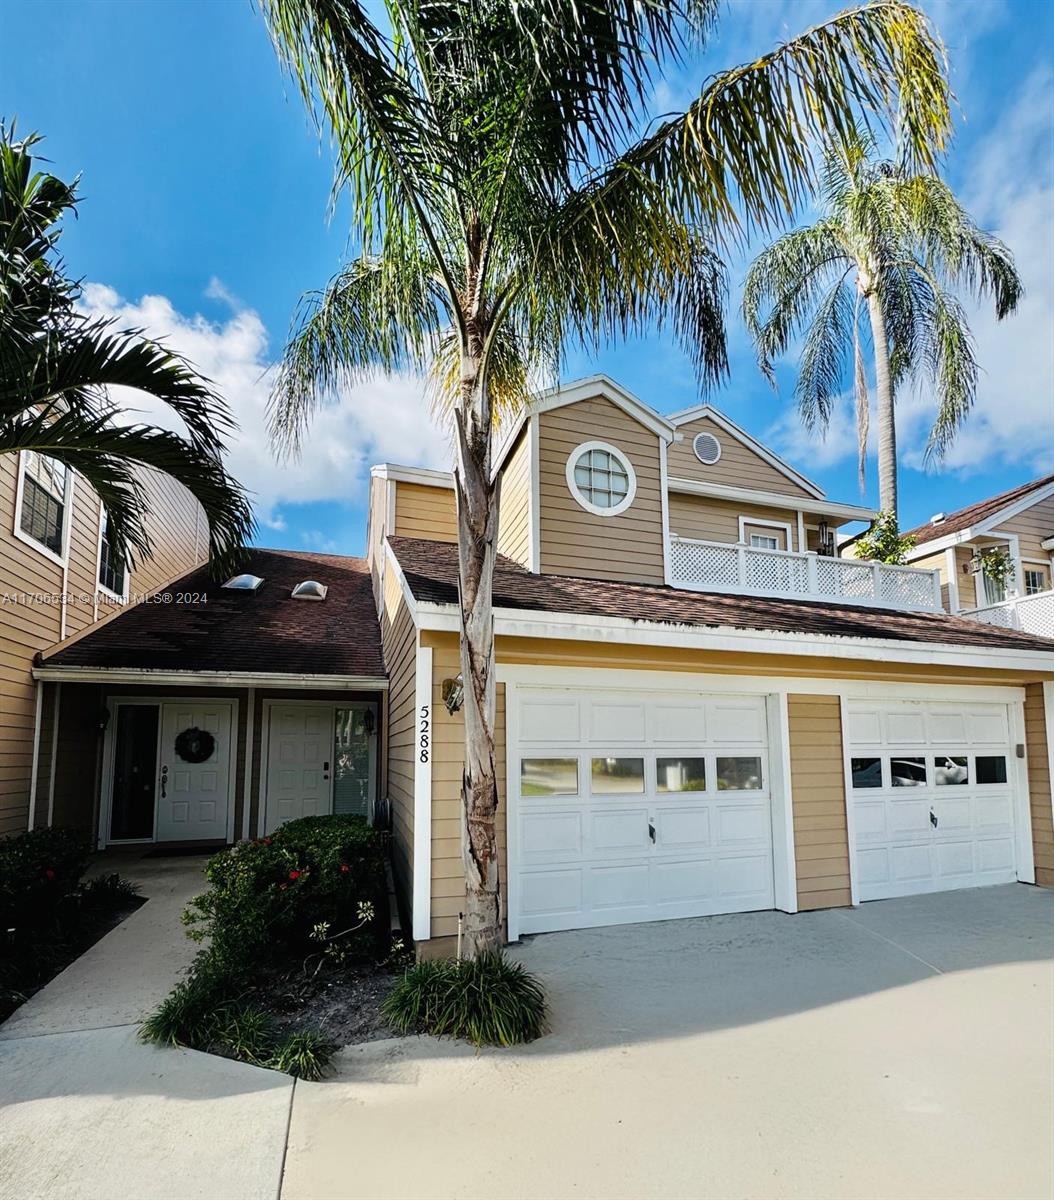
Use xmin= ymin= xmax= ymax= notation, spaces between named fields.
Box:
xmin=0 ymin=853 xmax=293 ymax=1200
xmin=2 ymin=880 xmax=1052 ymax=1200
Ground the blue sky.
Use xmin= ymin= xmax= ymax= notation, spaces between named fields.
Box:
xmin=3 ymin=0 xmax=1052 ymax=556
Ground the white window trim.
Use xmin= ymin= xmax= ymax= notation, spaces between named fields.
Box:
xmin=738 ymin=515 xmax=794 ymax=551
xmin=565 ymin=440 xmax=637 ymax=518
xmin=95 ymin=502 xmax=131 ymax=603
xmin=13 ymin=450 xmax=75 ymax=567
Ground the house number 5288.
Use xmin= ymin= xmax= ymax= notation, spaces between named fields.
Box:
xmin=419 ymin=705 xmax=431 ymax=763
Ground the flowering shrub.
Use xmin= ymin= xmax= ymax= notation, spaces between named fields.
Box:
xmin=182 ymin=814 xmax=387 ymax=975
xmin=0 ymin=827 xmax=92 ymax=938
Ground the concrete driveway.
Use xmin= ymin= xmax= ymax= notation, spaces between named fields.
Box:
xmin=283 ymin=885 xmax=1054 ymax=1200
xmin=2 ymin=880 xmax=1051 ymax=1200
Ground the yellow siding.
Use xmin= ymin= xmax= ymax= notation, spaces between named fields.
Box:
xmin=381 ymin=565 xmax=418 ymax=907
xmin=1025 ymin=683 xmax=1053 ymax=888
xmin=497 ymin=427 xmax=532 ymax=568
xmin=537 ymin=396 xmax=665 ymax=583
xmin=787 ymin=695 xmax=851 ymax=910
xmin=669 ymin=494 xmax=802 ymax=550
xmin=393 ymin=481 xmax=457 ymax=543
xmin=991 ymin=494 xmax=1054 ymax=561
xmin=668 ymin=415 xmax=815 ymax=499
xmin=0 ymin=455 xmax=207 ymax=836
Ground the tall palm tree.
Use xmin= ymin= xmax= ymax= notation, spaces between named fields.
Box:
xmin=742 ymin=136 xmax=1022 ymax=519
xmin=0 ymin=128 xmax=254 ymax=573
xmin=262 ymin=0 xmax=953 ymax=955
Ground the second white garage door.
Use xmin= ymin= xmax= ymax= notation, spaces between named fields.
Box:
xmin=510 ymin=687 xmax=774 ymax=935
xmin=847 ymin=700 xmax=1022 ymax=901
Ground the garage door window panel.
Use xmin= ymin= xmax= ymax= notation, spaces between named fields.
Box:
xmin=716 ymin=756 xmax=764 ymax=791
xmin=975 ymin=755 xmax=1008 ymax=785
xmin=890 ymin=757 xmax=927 ymax=787
xmin=851 ymin=757 xmax=883 ymax=788
xmin=935 ymin=756 xmax=969 ymax=785
xmin=591 ymin=757 xmax=645 ymax=794
xmin=657 ymin=756 xmax=707 ymax=793
xmin=521 ymin=758 xmax=579 ymax=796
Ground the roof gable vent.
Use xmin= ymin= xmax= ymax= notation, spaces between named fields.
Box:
xmin=929 ymin=513 xmax=946 ymax=526
xmin=222 ymin=573 xmax=264 ymax=591
xmin=291 ymin=580 xmax=328 ymax=601
xmin=693 ymin=431 xmax=722 ymax=465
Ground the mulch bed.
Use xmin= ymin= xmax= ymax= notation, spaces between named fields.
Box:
xmin=245 ymin=959 xmax=406 ymax=1046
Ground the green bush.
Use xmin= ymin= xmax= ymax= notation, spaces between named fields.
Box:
xmin=383 ymin=952 xmax=548 ymax=1047
xmin=0 ymin=827 xmax=92 ymax=937
xmin=182 ymin=814 xmax=387 ymax=974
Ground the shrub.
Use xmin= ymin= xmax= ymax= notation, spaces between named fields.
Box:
xmin=268 ymin=1030 xmax=337 ymax=1081
xmin=383 ymin=952 xmax=548 ymax=1047
xmin=182 ymin=814 xmax=387 ymax=975
xmin=0 ymin=827 xmax=92 ymax=937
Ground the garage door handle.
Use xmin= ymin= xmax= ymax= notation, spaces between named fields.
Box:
xmin=930 ymin=809 xmax=938 ymax=829
xmin=648 ymin=822 xmax=656 ymax=843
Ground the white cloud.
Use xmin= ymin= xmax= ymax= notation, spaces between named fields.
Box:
xmin=765 ymin=392 xmax=870 ymax=472
xmin=300 ymin=529 xmax=340 ymax=554
xmin=80 ymin=283 xmax=453 ymax=527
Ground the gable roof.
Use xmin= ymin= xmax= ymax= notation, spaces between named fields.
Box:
xmin=387 ymin=536 xmax=1054 ymax=653
xmin=665 ymin=403 xmax=825 ymax=499
xmin=39 ymin=549 xmax=386 ymax=679
xmin=905 ymin=473 xmax=1054 ymax=547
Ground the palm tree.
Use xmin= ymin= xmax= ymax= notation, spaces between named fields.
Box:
xmin=742 ymin=136 xmax=1022 ymax=519
xmin=0 ymin=128 xmax=254 ymax=573
xmin=262 ymin=0 xmax=953 ymax=955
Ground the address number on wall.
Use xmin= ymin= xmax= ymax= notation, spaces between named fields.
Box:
xmin=419 ymin=704 xmax=430 ymax=764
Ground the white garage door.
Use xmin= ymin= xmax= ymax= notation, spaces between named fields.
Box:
xmin=848 ymin=700 xmax=1020 ymax=901
xmin=511 ymin=687 xmax=774 ymax=935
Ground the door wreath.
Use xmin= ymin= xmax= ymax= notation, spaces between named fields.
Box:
xmin=174 ymin=726 xmax=216 ymax=764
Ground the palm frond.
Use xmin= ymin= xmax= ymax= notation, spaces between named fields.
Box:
xmin=796 ymin=276 xmax=855 ymax=431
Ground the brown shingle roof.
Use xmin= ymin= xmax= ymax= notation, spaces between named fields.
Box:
xmin=389 ymin=536 xmax=1054 ymax=652
xmin=905 ymin=473 xmax=1054 ymax=545
xmin=42 ymin=549 xmax=386 ymax=677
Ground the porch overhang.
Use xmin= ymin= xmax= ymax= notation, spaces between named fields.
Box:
xmin=32 ymin=666 xmax=388 ymax=690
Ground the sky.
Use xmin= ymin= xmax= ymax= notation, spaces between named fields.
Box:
xmin=2 ymin=0 xmax=1052 ymax=556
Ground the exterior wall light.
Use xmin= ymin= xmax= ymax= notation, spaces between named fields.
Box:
xmin=442 ymin=675 xmax=464 ymax=715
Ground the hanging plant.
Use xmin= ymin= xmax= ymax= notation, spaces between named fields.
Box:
xmin=972 ymin=547 xmax=1015 ymax=590
xmin=174 ymin=727 xmax=216 ymax=764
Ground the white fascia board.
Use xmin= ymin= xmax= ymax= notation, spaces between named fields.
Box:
xmin=666 ymin=406 xmax=825 ymax=500
xmin=668 ymin=476 xmax=872 ymax=523
xmin=32 ymin=667 xmax=388 ymax=689
xmin=384 ymin=537 xmax=420 ymax=622
xmin=526 ymin=375 xmax=676 ymax=441
xmin=371 ymin=463 xmax=455 ymax=489
xmin=412 ymin=599 xmax=1054 ymax=673
xmin=908 ymin=480 xmax=1054 ymax=558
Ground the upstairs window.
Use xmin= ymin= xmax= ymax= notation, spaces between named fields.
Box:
xmin=98 ymin=508 xmax=128 ymax=598
xmin=749 ymin=533 xmax=780 ymax=551
xmin=18 ymin=452 xmax=70 ymax=560
xmin=566 ymin=441 xmax=637 ymax=517
xmin=1024 ymin=567 xmax=1049 ymax=596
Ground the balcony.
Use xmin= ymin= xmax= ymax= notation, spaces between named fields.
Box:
xmin=961 ymin=590 xmax=1054 ymax=639
xmin=668 ymin=536 xmax=943 ymax=611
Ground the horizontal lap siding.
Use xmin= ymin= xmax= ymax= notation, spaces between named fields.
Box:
xmin=1025 ymin=683 xmax=1053 ymax=888
xmin=991 ymin=495 xmax=1054 ymax=561
xmin=381 ymin=567 xmax=417 ymax=915
xmin=669 ymin=494 xmax=802 ymax=550
xmin=393 ymin=482 xmax=457 ymax=543
xmin=667 ymin=416 xmax=814 ymax=498
xmin=497 ymin=428 xmax=531 ymax=568
xmin=538 ymin=397 xmax=664 ymax=584
xmin=788 ymin=694 xmax=852 ymax=911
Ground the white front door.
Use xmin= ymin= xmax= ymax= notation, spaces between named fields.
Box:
xmin=264 ymin=704 xmax=334 ymax=834
xmin=510 ymin=686 xmax=774 ymax=935
xmin=847 ymin=700 xmax=1020 ymax=900
xmin=156 ymin=701 xmax=233 ymax=842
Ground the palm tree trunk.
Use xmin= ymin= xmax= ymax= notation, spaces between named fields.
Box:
xmin=452 ymin=346 xmax=503 ymax=958
xmin=866 ymin=287 xmax=898 ymax=519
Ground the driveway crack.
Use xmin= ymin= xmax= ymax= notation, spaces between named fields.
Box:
xmin=832 ymin=910 xmax=945 ymax=975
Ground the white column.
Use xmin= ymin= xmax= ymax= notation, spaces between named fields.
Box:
xmin=412 ymin=640 xmax=433 ymax=942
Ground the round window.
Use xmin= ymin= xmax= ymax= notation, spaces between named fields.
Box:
xmin=693 ymin=431 xmax=722 ymax=465
xmin=566 ymin=441 xmax=637 ymax=517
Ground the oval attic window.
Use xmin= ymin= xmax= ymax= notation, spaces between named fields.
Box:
xmin=693 ymin=432 xmax=722 ymax=465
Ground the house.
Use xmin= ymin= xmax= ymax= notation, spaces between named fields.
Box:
xmin=901 ymin=474 xmax=1054 ymax=638
xmin=1 ymin=450 xmax=210 ymax=837
xmin=26 ymin=375 xmax=1054 ymax=956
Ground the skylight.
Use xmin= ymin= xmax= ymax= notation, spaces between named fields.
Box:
xmin=222 ymin=574 xmax=264 ymax=591
xmin=291 ymin=580 xmax=328 ymax=601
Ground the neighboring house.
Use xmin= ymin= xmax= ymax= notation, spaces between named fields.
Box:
xmin=27 ymin=376 xmax=1054 ymax=958
xmin=1 ymin=450 xmax=210 ymax=837
xmin=901 ymin=474 xmax=1054 ymax=638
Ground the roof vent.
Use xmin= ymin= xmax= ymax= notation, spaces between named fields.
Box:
xmin=929 ymin=513 xmax=946 ymax=526
xmin=693 ymin=431 xmax=722 ymax=465
xmin=222 ymin=573 xmax=264 ymax=591
xmin=291 ymin=580 xmax=328 ymax=601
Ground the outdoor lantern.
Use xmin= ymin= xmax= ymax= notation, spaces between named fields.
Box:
xmin=362 ymin=709 xmax=376 ymax=735
xmin=442 ymin=675 xmax=465 ymax=715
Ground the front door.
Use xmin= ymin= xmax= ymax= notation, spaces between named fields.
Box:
xmin=156 ymin=701 xmax=233 ymax=842
xmin=265 ymin=704 xmax=334 ymax=834
xmin=109 ymin=704 xmax=160 ymax=841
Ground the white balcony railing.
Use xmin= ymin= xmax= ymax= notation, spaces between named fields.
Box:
xmin=668 ymin=536 xmax=944 ymax=611
xmin=961 ymin=589 xmax=1054 ymax=639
